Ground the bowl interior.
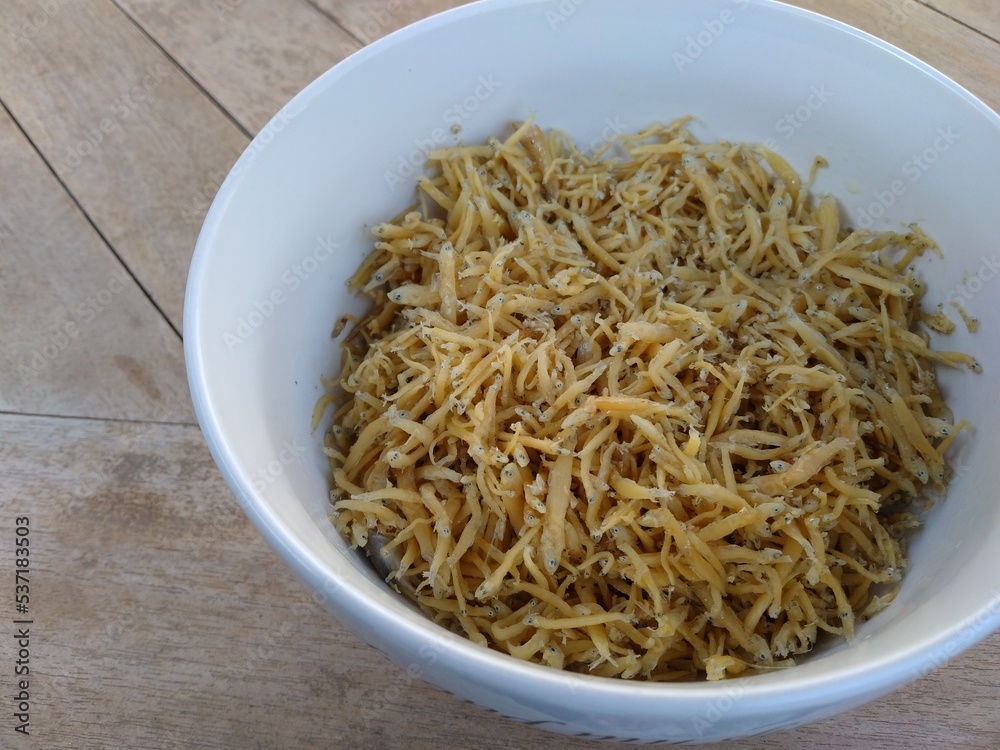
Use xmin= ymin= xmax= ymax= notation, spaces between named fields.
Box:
xmin=185 ymin=0 xmax=1000 ymax=741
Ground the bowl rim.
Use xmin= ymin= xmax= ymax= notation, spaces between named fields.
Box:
xmin=184 ymin=0 xmax=1000 ymax=723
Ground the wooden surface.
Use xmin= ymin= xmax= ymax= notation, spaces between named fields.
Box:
xmin=0 ymin=1 xmax=996 ymax=748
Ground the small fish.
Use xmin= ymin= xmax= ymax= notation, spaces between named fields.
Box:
xmin=365 ymin=533 xmax=416 ymax=597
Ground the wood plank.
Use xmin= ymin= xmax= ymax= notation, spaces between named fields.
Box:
xmin=1 ymin=412 xmax=996 ymax=749
xmin=923 ymin=0 xmax=1000 ymax=45
xmin=309 ymin=0 xmax=470 ymax=43
xmin=0 ymin=106 xmax=193 ymax=423
xmin=0 ymin=0 xmax=250 ymax=329
xmin=113 ymin=0 xmax=362 ymax=134
xmin=785 ymin=0 xmax=1000 ymax=113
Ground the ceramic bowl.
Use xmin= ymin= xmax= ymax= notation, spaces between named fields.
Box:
xmin=184 ymin=0 xmax=1000 ymax=742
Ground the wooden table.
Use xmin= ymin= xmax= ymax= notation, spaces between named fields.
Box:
xmin=1 ymin=1 xmax=996 ymax=748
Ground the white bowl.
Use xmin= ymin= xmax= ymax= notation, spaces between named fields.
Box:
xmin=184 ymin=0 xmax=1000 ymax=742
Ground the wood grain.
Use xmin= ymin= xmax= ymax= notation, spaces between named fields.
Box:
xmin=0 ymin=104 xmax=193 ymax=423
xmin=923 ymin=0 xmax=1000 ymax=44
xmin=0 ymin=0 xmax=249 ymax=329
xmin=114 ymin=0 xmax=362 ymax=134
xmin=309 ymin=0 xmax=470 ymax=43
